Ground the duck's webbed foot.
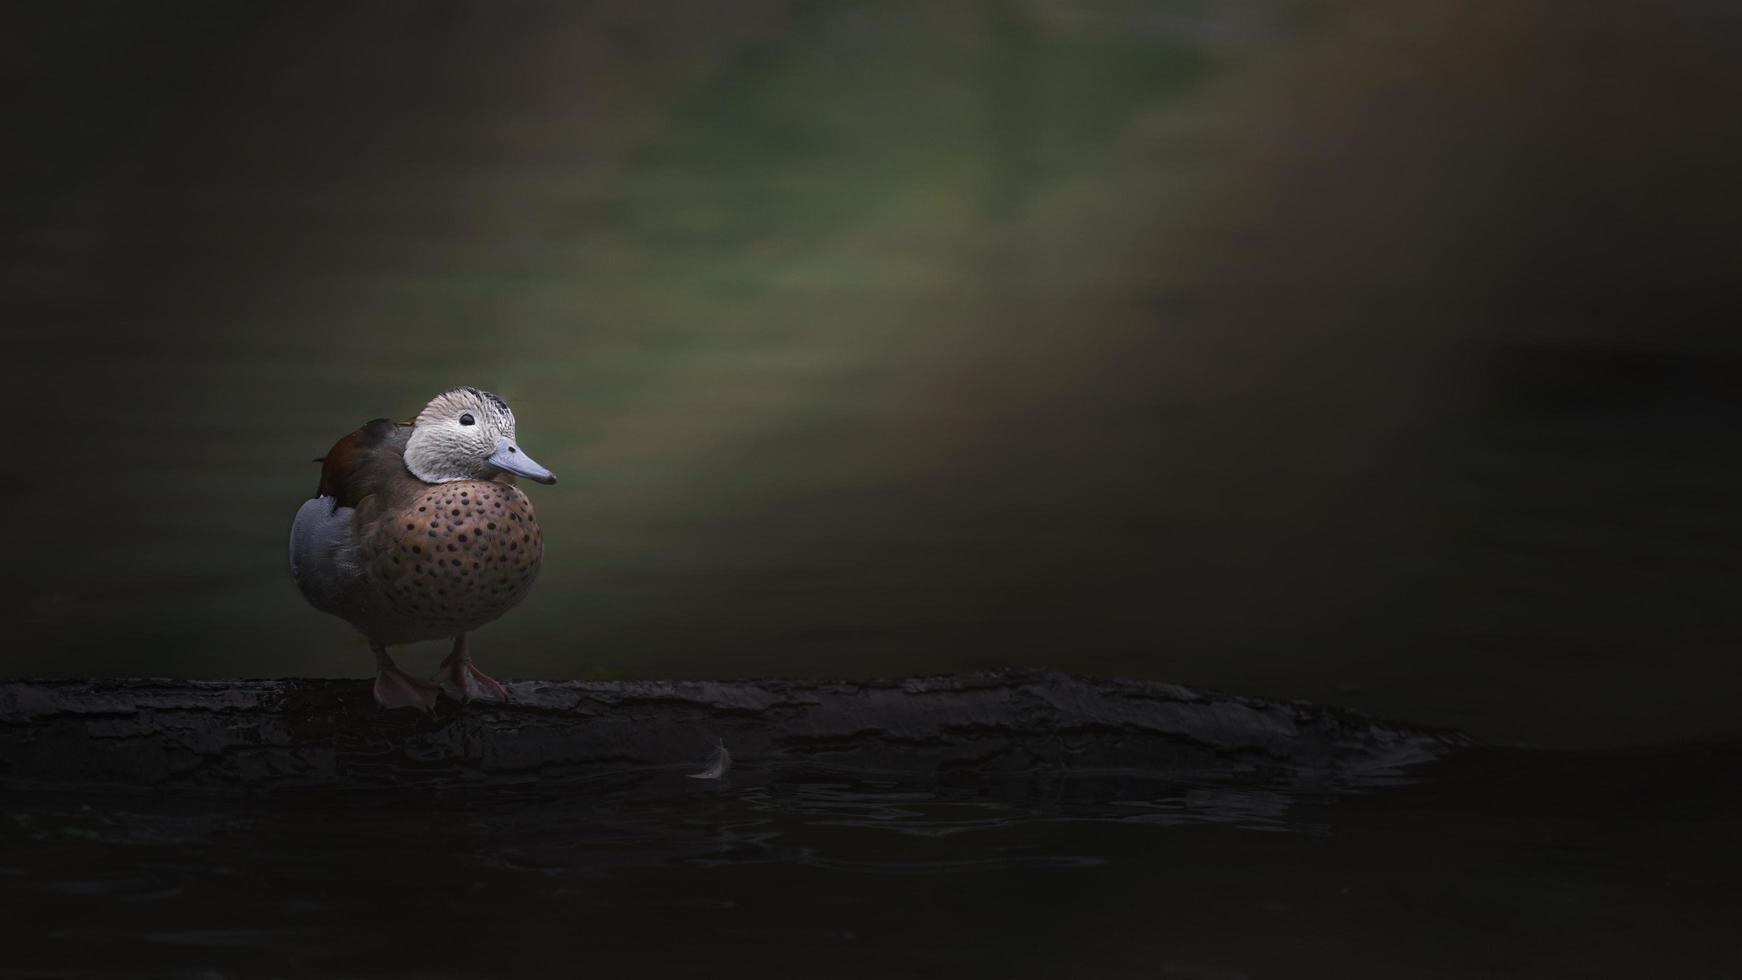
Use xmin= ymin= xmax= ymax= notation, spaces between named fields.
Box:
xmin=434 ymin=634 xmax=509 ymax=703
xmin=372 ymin=646 xmax=439 ymax=711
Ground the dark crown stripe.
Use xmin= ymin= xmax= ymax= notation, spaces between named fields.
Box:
xmin=456 ymin=385 xmax=510 ymax=412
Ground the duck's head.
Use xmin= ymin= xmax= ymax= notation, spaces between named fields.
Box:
xmin=402 ymin=386 xmax=557 ymax=486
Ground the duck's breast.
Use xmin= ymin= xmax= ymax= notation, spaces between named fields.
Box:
xmin=358 ymin=479 xmax=543 ymax=639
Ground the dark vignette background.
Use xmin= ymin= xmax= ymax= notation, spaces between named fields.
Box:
xmin=5 ymin=0 xmax=1742 ymax=748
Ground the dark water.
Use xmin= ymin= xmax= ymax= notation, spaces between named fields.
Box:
xmin=6 ymin=746 xmax=1739 ymax=978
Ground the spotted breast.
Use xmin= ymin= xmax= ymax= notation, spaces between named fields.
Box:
xmin=356 ymin=479 xmax=544 ymax=644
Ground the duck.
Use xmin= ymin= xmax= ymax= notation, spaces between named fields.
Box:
xmin=289 ymin=386 xmax=557 ymax=709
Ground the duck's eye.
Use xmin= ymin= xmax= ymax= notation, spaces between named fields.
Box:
xmin=459 ymin=413 xmax=476 ymax=426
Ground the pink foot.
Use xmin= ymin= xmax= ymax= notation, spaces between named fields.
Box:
xmin=435 ymin=635 xmax=508 ymax=703
xmin=373 ymin=664 xmax=439 ymax=711
xmin=435 ymin=661 xmax=508 ymax=703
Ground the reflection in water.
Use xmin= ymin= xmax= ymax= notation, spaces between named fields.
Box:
xmin=4 ymin=747 xmax=1740 ymax=978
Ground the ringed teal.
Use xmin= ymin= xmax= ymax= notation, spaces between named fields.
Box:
xmin=289 ymin=387 xmax=557 ymax=709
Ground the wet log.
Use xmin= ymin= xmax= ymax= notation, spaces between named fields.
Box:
xmin=0 ymin=671 xmax=1472 ymax=789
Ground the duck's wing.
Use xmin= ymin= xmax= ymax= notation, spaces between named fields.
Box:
xmin=292 ymin=419 xmax=413 ymax=620
xmin=289 ymin=495 xmax=362 ymax=619
xmin=316 ymin=418 xmax=410 ymax=506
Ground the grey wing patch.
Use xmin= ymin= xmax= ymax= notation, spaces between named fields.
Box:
xmin=289 ymin=496 xmax=363 ymax=620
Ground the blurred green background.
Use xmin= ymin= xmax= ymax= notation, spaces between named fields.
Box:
xmin=7 ymin=0 xmax=1742 ymax=747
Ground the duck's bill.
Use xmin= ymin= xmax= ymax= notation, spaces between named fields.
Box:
xmin=489 ymin=438 xmax=557 ymax=484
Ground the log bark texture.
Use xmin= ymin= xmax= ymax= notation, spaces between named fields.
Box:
xmin=0 ymin=671 xmax=1472 ymax=789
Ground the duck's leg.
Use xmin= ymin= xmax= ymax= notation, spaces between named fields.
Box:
xmin=372 ymin=644 xmax=439 ymax=710
xmin=434 ymin=633 xmax=509 ymax=703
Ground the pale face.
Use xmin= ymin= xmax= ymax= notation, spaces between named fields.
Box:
xmin=402 ymin=387 xmax=556 ymax=485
